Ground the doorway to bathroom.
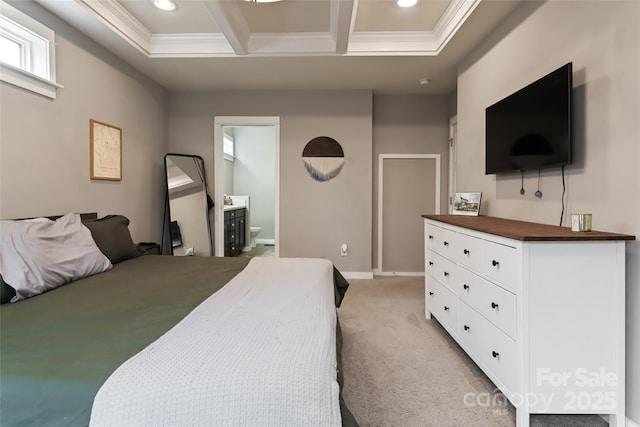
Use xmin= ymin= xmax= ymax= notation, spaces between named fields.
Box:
xmin=213 ymin=117 xmax=280 ymax=258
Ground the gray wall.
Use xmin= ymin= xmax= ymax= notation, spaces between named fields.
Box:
xmin=0 ymin=1 xmax=168 ymax=242
xmin=233 ymin=126 xmax=276 ymax=241
xmin=167 ymin=91 xmax=372 ymax=273
xmin=456 ymin=1 xmax=640 ymax=423
xmin=372 ymin=94 xmax=450 ymax=270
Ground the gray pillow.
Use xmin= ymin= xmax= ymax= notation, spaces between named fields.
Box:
xmin=83 ymin=215 xmax=140 ymax=264
xmin=0 ymin=213 xmax=112 ymax=301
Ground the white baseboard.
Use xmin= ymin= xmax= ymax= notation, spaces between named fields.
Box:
xmin=372 ymin=269 xmax=425 ymax=277
xmin=342 ymin=271 xmax=425 ymax=280
xmin=342 ymin=272 xmax=374 ymax=279
xmin=255 ymin=238 xmax=275 ymax=245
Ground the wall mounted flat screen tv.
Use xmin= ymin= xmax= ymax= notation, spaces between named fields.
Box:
xmin=485 ymin=63 xmax=573 ymax=174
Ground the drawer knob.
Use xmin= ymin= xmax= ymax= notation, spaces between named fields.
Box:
xmin=492 ymin=351 xmax=500 ymax=358
xmin=428 ymin=291 xmax=434 ymax=296
xmin=463 ymin=249 xmax=470 ymax=255
xmin=428 ymin=235 xmax=434 ymax=240
xmin=444 ymin=272 xmax=449 ymax=277
xmin=463 ymin=284 xmax=469 ymax=290
xmin=443 ymin=241 xmax=449 ymax=246
xmin=491 ymin=302 xmax=499 ymax=309
xmin=428 ymin=261 xmax=434 ymax=266
xmin=463 ymin=325 xmax=470 ymax=331
xmin=444 ymin=306 xmax=450 ymax=311
xmin=492 ymin=260 xmax=500 ymax=267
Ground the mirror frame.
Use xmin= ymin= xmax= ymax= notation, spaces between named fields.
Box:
xmin=163 ymin=153 xmax=213 ymax=256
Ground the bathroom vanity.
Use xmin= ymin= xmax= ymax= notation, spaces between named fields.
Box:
xmin=223 ymin=206 xmax=246 ymax=257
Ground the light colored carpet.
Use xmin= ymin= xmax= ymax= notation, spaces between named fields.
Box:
xmin=338 ymin=276 xmax=608 ymax=427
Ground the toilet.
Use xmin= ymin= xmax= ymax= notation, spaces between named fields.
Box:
xmin=249 ymin=227 xmax=261 ymax=248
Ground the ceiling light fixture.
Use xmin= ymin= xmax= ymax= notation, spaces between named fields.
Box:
xmin=153 ymin=0 xmax=177 ymax=11
xmin=397 ymin=0 xmax=418 ymax=8
xmin=419 ymin=78 xmax=430 ymax=86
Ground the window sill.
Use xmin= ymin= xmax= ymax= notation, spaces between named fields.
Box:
xmin=0 ymin=63 xmax=63 ymax=99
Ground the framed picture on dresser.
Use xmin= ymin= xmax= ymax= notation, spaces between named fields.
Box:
xmin=452 ymin=192 xmax=482 ymax=216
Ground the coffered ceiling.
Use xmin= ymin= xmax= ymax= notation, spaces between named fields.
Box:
xmin=34 ymin=0 xmax=523 ymax=93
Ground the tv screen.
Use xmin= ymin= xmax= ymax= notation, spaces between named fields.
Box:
xmin=485 ymin=63 xmax=572 ymax=174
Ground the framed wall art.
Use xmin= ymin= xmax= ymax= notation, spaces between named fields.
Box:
xmin=452 ymin=192 xmax=482 ymax=216
xmin=90 ymin=119 xmax=122 ymax=181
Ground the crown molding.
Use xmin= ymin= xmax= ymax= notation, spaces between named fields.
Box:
xmin=149 ymin=34 xmax=235 ymax=57
xmin=77 ymin=0 xmax=152 ymax=55
xmin=249 ymin=33 xmax=337 ymax=55
xmin=348 ymin=31 xmax=439 ymax=55
xmin=72 ymin=0 xmax=480 ymax=58
xmin=433 ymin=0 xmax=481 ymax=51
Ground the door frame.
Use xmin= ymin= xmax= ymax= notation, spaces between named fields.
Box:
xmin=448 ymin=115 xmax=457 ymax=213
xmin=377 ymin=154 xmax=441 ymax=275
xmin=213 ymin=116 xmax=280 ymax=258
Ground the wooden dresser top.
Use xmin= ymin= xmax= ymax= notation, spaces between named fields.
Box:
xmin=422 ymin=214 xmax=635 ymax=242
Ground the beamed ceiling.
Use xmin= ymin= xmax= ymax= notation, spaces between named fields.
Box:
xmin=35 ymin=0 xmax=524 ymax=93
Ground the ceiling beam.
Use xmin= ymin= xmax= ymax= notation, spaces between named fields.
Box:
xmin=73 ymin=0 xmax=152 ymax=55
xmin=330 ymin=0 xmax=356 ymax=55
xmin=201 ymin=0 xmax=250 ymax=55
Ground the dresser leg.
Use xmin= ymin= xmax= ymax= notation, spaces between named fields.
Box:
xmin=607 ymin=412 xmax=625 ymax=427
xmin=515 ymin=407 xmax=530 ymax=427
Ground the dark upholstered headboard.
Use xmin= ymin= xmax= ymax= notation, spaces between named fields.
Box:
xmin=50 ymin=213 xmax=98 ymax=221
xmin=13 ymin=213 xmax=98 ymax=221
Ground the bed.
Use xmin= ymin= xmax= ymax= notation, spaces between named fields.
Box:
xmin=0 ymin=213 xmax=356 ymax=426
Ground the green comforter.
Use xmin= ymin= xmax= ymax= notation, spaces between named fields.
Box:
xmin=0 ymin=255 xmax=250 ymax=427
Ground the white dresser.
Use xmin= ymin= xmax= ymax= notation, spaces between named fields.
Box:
xmin=423 ymin=215 xmax=634 ymax=426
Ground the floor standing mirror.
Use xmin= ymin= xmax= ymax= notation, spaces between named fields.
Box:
xmin=164 ymin=154 xmax=213 ymax=256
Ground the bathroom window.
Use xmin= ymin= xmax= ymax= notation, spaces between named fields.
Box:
xmin=0 ymin=1 xmax=62 ymax=99
xmin=223 ymin=134 xmax=235 ymax=161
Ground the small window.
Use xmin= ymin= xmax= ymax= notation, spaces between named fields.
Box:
xmin=0 ymin=35 xmax=22 ymax=68
xmin=223 ymin=135 xmax=235 ymax=161
xmin=0 ymin=1 xmax=62 ymax=99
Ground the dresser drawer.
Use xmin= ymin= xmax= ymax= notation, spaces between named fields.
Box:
xmin=457 ymin=266 xmax=517 ymax=339
xmin=457 ymin=233 xmax=518 ymax=290
xmin=458 ymin=301 xmax=518 ymax=396
xmin=426 ymin=278 xmax=458 ymax=336
xmin=426 ymin=249 xmax=457 ymax=293
xmin=425 ymin=222 xmax=458 ymax=260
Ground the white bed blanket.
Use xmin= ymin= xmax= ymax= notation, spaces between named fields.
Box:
xmin=90 ymin=257 xmax=341 ymax=427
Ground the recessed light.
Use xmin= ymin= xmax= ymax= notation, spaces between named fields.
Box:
xmin=397 ymin=0 xmax=418 ymax=8
xmin=153 ymin=0 xmax=177 ymax=11
xmin=419 ymin=78 xmax=430 ymax=86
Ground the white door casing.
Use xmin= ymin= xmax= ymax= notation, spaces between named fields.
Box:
xmin=213 ymin=116 xmax=280 ymax=258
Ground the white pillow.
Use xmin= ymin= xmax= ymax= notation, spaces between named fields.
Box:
xmin=0 ymin=212 xmax=112 ymax=302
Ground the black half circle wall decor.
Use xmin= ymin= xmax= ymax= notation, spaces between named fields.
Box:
xmin=302 ymin=136 xmax=345 ymax=182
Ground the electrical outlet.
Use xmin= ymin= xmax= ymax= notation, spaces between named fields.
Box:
xmin=340 ymin=243 xmax=348 ymax=256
